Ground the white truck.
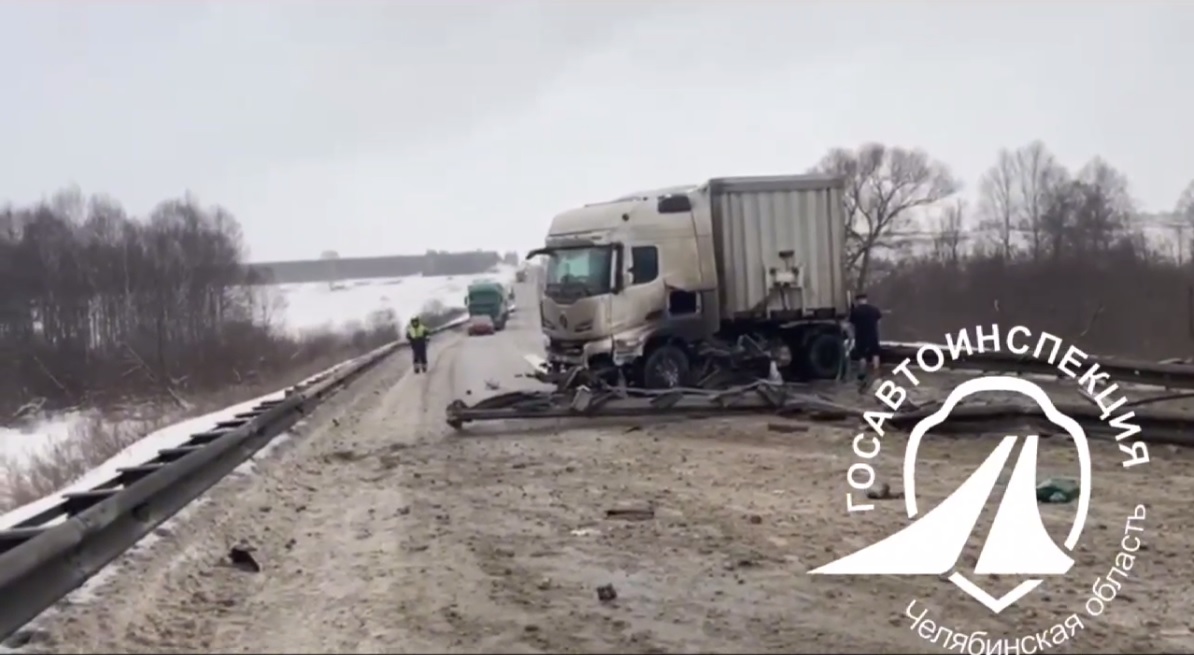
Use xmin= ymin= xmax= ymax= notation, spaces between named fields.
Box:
xmin=528 ymin=174 xmax=850 ymax=389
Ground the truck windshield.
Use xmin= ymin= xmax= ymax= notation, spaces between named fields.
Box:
xmin=543 ymin=247 xmax=613 ymax=301
xmin=468 ymin=289 xmax=503 ymax=307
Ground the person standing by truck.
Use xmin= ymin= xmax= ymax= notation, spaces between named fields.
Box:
xmin=848 ymin=292 xmax=883 ymax=391
xmin=407 ymin=317 xmax=430 ymax=373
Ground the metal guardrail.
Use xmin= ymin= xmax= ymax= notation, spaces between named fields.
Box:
xmin=879 ymin=343 xmax=1194 ymax=390
xmin=0 ymin=316 xmax=467 ymax=642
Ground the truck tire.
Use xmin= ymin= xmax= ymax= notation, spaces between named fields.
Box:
xmin=804 ymin=331 xmax=845 ymax=380
xmin=641 ymin=344 xmax=690 ymax=389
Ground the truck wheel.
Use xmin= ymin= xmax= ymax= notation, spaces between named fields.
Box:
xmin=641 ymin=345 xmax=690 ymax=389
xmin=804 ymin=331 xmax=845 ymax=379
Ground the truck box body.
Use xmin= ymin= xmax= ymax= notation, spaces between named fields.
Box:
xmin=706 ymin=175 xmax=848 ymax=321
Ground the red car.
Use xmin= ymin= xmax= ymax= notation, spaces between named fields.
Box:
xmin=467 ymin=314 xmax=495 ymax=336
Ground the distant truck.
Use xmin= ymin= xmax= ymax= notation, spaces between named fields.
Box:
xmin=527 ymin=174 xmax=849 ymax=388
xmin=465 ymin=280 xmax=511 ymax=331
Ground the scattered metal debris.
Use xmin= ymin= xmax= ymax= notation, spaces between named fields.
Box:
xmin=604 ymin=507 xmax=655 ymax=521
xmin=228 ymin=545 xmax=261 ymax=573
xmin=866 ymin=482 xmax=903 ymax=501
xmin=596 ymin=584 xmax=618 ymax=602
xmin=445 ymin=381 xmax=856 ymax=429
xmin=766 ymin=422 xmax=809 ymax=434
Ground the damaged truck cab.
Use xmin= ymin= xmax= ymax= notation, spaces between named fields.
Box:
xmin=529 ymin=174 xmax=850 ymax=389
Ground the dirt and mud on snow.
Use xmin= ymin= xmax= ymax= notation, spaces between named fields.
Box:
xmin=13 ymin=297 xmax=1194 ymax=654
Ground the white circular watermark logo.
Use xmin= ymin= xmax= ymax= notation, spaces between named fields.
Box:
xmin=811 ymin=325 xmax=1151 ymax=654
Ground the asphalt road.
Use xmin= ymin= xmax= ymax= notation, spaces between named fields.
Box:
xmin=14 ymin=285 xmax=1194 ymax=654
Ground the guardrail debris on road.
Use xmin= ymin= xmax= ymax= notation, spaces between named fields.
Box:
xmin=448 ymin=341 xmax=1194 ymax=443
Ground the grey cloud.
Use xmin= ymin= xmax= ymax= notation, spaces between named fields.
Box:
xmin=0 ymin=2 xmax=642 ymax=184
xmin=1 ymin=1 xmax=1191 ymax=260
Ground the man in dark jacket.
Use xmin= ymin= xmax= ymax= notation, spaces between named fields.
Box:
xmin=407 ymin=317 xmax=430 ymax=373
xmin=848 ymin=292 xmax=883 ymax=391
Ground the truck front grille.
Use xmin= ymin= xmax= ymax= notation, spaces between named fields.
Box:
xmin=548 ymin=339 xmax=586 ymax=357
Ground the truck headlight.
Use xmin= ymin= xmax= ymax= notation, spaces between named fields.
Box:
xmin=614 ymin=336 xmax=643 ymax=352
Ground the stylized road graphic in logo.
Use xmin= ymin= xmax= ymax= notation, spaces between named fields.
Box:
xmin=811 ymin=376 xmax=1092 ymax=613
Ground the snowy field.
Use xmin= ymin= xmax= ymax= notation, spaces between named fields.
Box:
xmin=271 ymin=270 xmax=509 ymax=335
xmin=0 ymin=386 xmax=313 ymax=530
xmin=0 ymin=265 xmax=517 ymax=517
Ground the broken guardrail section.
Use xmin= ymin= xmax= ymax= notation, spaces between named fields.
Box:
xmin=447 ymin=347 xmax=1194 ymax=449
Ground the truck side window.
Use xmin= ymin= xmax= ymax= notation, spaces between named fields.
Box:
xmin=630 ymin=246 xmax=658 ymax=285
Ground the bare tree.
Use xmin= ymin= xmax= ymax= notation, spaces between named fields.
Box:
xmin=1178 ymin=179 xmax=1194 ymax=224
xmin=1010 ymin=141 xmax=1066 ymax=262
xmin=1071 ymin=157 xmax=1133 ymax=255
xmin=1171 ymin=179 xmax=1194 ymax=264
xmin=1039 ymin=173 xmax=1079 ymax=260
xmin=931 ymin=199 xmax=968 ymax=265
xmin=978 ymin=150 xmax=1018 ymax=259
xmin=49 ymin=184 xmax=85 ymax=224
xmin=816 ymin=143 xmax=959 ymax=289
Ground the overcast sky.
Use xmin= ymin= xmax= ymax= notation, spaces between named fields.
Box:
xmin=1 ymin=1 xmax=1190 ymax=262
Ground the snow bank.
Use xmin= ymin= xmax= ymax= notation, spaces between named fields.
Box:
xmin=0 ymin=391 xmax=283 ymax=530
xmin=0 ymin=411 xmax=91 ymax=469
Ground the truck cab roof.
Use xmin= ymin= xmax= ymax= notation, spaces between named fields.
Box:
xmin=548 ymin=185 xmax=702 ymax=240
xmin=546 ymin=175 xmax=845 ymax=241
xmin=609 ymin=184 xmax=697 ymax=202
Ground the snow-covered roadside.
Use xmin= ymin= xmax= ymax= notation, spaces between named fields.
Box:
xmin=0 ymin=362 xmax=342 ymax=531
xmin=0 ymin=412 xmax=321 ymax=647
xmin=0 ymin=412 xmax=103 ymax=472
xmin=0 ymin=266 xmax=514 ymax=521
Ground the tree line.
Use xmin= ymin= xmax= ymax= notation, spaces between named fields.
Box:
xmin=0 ymin=188 xmax=460 ymax=422
xmin=270 ymin=249 xmax=511 ymax=284
xmin=818 ymin=141 xmax=1194 ymax=360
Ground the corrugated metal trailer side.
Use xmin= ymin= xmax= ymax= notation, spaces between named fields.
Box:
xmin=708 ymin=175 xmax=848 ymax=320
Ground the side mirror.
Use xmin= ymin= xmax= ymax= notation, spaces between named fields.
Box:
xmin=525 ymin=248 xmax=548 ymax=260
xmin=657 ymin=195 xmax=692 ymax=214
